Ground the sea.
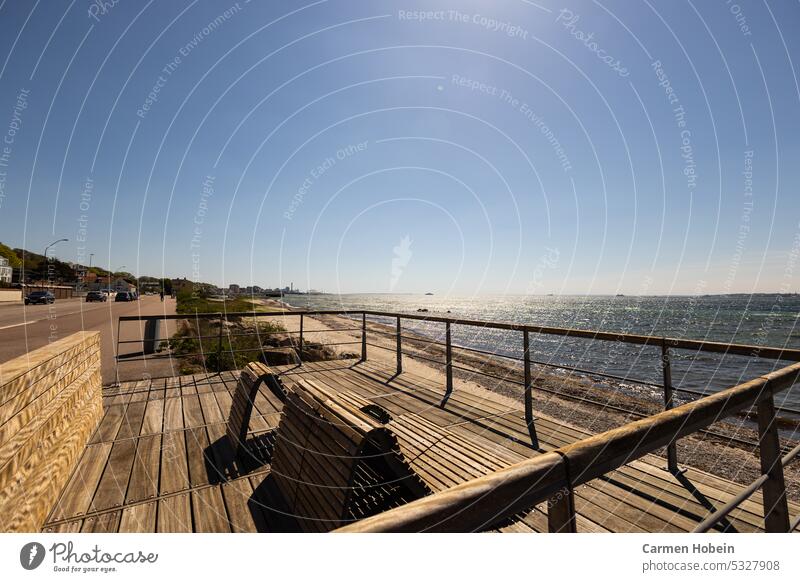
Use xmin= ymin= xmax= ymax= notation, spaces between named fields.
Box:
xmin=281 ymin=293 xmax=800 ymax=412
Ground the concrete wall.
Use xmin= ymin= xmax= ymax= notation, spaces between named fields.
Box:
xmin=0 ymin=289 xmax=22 ymax=302
xmin=0 ymin=332 xmax=102 ymax=531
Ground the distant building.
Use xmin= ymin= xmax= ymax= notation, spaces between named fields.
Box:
xmin=229 ymin=284 xmax=240 ymax=294
xmin=0 ymin=257 xmax=12 ymax=283
xmin=111 ymin=278 xmax=136 ymax=293
xmin=87 ymin=274 xmax=113 ymax=291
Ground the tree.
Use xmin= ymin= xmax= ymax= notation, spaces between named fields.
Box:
xmin=0 ymin=242 xmax=21 ymax=268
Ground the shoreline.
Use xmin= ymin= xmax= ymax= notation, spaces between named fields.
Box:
xmin=261 ymin=298 xmax=800 ymax=501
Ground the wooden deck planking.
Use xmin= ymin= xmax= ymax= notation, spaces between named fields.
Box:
xmin=47 ymin=442 xmax=112 ymax=521
xmin=141 ymin=398 xmax=165 ymax=436
xmin=222 ymin=479 xmax=260 ymax=533
xmin=159 ymin=430 xmax=189 ymax=495
xmin=163 ymin=396 xmax=184 ymax=431
xmin=119 ymin=500 xmax=157 ymax=533
xmin=192 ymin=486 xmax=230 ymax=532
xmin=90 ymin=439 xmax=136 ymax=512
xmin=115 ymin=400 xmax=146 ymax=440
xmin=157 ymin=493 xmax=193 ymax=532
xmin=90 ymin=404 xmax=126 ymax=443
xmin=125 ymin=434 xmax=162 ymax=504
xmin=81 ymin=510 xmax=121 ymax=533
xmin=185 ymin=427 xmax=211 ymax=488
xmin=182 ymin=395 xmax=205 ymax=428
xmin=40 ymin=359 xmax=800 ymax=533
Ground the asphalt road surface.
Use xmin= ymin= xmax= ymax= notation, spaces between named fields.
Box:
xmin=0 ymin=295 xmax=180 ymax=384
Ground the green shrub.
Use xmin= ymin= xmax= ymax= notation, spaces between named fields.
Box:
xmin=175 ymin=288 xmax=259 ymax=315
xmin=168 ymin=318 xmax=286 ymax=372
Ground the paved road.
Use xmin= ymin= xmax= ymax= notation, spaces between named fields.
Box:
xmin=0 ymin=295 xmax=180 ymax=385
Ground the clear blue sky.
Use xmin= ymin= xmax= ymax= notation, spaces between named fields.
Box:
xmin=0 ymin=0 xmax=798 ymax=295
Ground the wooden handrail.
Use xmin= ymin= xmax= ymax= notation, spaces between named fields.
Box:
xmin=335 ymin=361 xmax=800 ymax=533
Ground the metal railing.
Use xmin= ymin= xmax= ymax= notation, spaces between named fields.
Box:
xmin=116 ymin=308 xmax=800 ymax=531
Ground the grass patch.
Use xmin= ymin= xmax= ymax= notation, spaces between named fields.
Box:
xmin=176 ymin=289 xmax=260 ymax=314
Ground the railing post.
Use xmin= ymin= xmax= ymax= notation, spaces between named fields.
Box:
xmin=396 ymin=316 xmax=402 ymax=375
xmin=443 ymin=321 xmax=453 ymax=405
xmin=523 ymin=330 xmax=539 ymax=449
xmin=757 ymin=392 xmax=790 ymax=532
xmin=661 ymin=341 xmax=679 ymax=473
xmin=216 ymin=313 xmax=224 ymax=373
xmin=298 ymin=313 xmax=304 ymax=363
xmin=361 ymin=313 xmax=367 ymax=362
xmin=547 ymin=486 xmax=577 ymax=533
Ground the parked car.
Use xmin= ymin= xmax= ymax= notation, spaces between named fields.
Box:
xmin=86 ymin=291 xmax=107 ymax=302
xmin=25 ymin=291 xmax=55 ymax=305
xmin=114 ymin=291 xmax=132 ymax=302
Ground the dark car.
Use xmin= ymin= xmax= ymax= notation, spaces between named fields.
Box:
xmin=86 ymin=291 xmax=107 ymax=302
xmin=25 ymin=291 xmax=55 ymax=305
xmin=114 ymin=291 xmax=132 ymax=302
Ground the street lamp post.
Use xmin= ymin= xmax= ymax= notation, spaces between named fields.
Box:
xmin=85 ymin=254 xmax=94 ymax=293
xmin=43 ymin=238 xmax=69 ymax=260
xmin=42 ymin=238 xmax=68 ymax=288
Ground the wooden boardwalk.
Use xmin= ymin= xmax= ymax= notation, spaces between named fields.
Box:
xmin=41 ymin=359 xmax=799 ymax=533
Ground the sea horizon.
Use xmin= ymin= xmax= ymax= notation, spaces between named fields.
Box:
xmin=281 ymin=292 xmax=800 ymax=409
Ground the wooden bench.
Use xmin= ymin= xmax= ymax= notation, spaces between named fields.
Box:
xmin=265 ymin=374 xmax=542 ymax=531
xmin=269 ymin=377 xmax=428 ymax=531
xmin=0 ymin=332 xmax=103 ymax=532
xmin=226 ymin=363 xmax=540 ymax=531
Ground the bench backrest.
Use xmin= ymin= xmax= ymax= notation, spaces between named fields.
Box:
xmin=270 ymin=377 xmax=427 ymax=531
xmin=226 ymin=362 xmax=285 ymax=456
xmin=0 ymin=332 xmax=103 ymax=531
